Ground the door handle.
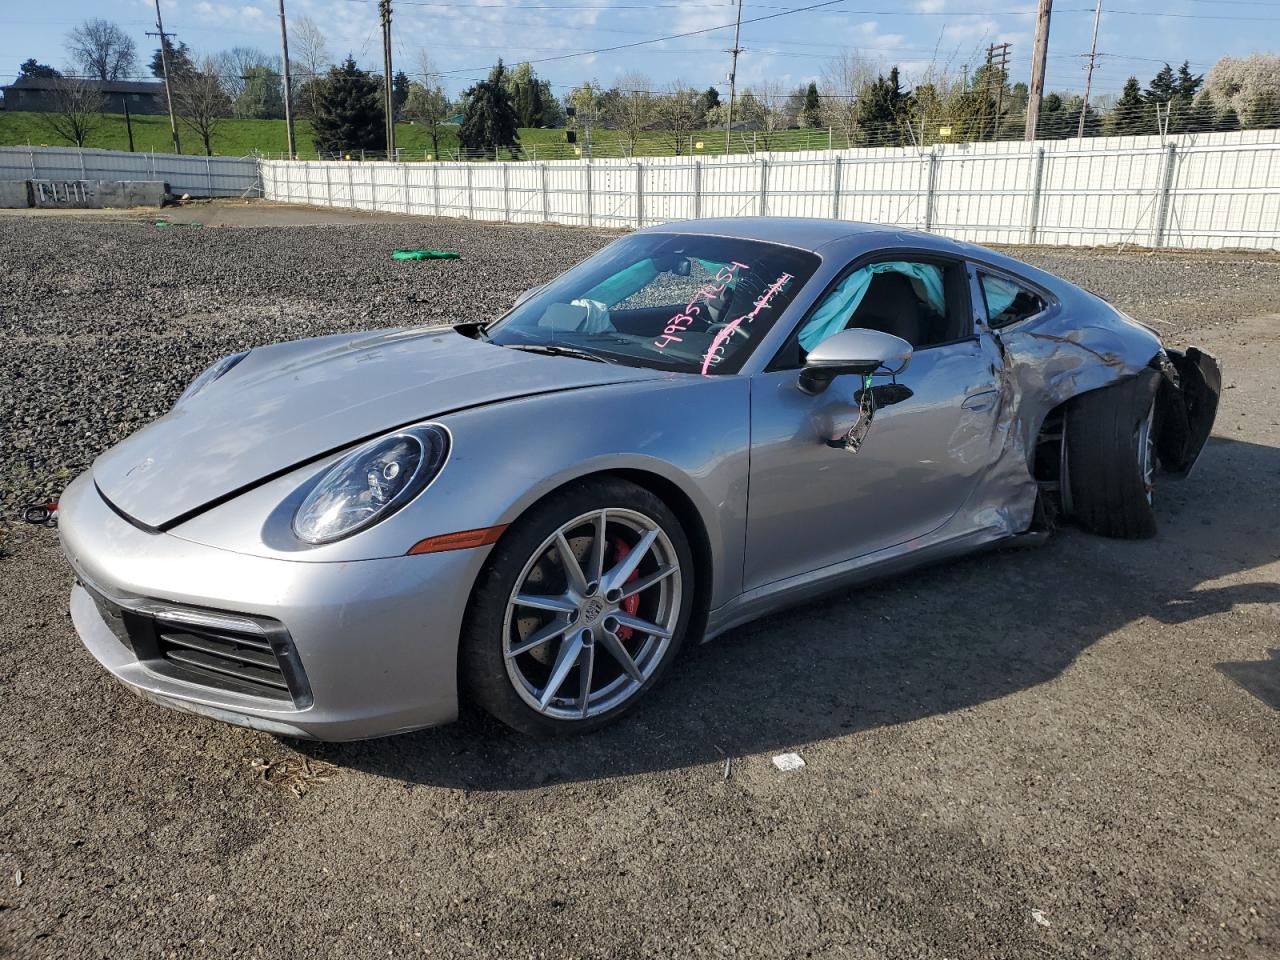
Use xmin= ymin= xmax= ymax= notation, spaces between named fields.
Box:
xmin=961 ymin=389 xmax=999 ymax=412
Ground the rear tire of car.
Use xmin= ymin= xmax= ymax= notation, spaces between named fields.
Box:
xmin=460 ymin=477 xmax=696 ymax=737
xmin=1065 ymin=370 xmax=1160 ymax=539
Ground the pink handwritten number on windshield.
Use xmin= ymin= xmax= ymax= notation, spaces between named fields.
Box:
xmin=653 ymin=261 xmax=750 ymax=350
xmin=699 ymin=272 xmax=794 ymax=376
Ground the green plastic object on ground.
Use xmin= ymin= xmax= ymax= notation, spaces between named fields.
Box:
xmin=392 ymin=249 xmax=461 ymax=261
xmin=154 ymin=220 xmax=201 ymax=228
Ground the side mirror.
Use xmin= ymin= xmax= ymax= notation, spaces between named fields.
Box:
xmin=513 ymin=285 xmax=542 ymax=308
xmin=798 ymin=328 xmax=912 ymax=395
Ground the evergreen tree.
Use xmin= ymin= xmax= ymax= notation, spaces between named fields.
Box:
xmin=854 ymin=67 xmax=911 ymax=145
xmin=1107 ymin=76 xmax=1147 ymax=135
xmin=150 ymin=38 xmax=195 ymax=81
xmin=392 ymin=70 xmax=410 ymax=118
xmin=801 ymin=81 xmax=822 ymax=128
xmin=699 ymin=86 xmax=721 ymax=117
xmin=1175 ymin=61 xmax=1203 ymax=102
xmin=460 ymin=60 xmax=521 ymax=159
xmin=1145 ymin=63 xmax=1178 ymax=103
xmin=310 ymin=57 xmax=385 ymax=156
xmin=18 ymin=58 xmax=60 ymax=79
xmin=507 ymin=63 xmax=545 ymax=128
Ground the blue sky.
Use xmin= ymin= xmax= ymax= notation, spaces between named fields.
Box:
xmin=3 ymin=0 xmax=1277 ymax=102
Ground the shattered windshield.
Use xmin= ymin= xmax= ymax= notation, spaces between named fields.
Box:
xmin=484 ymin=233 xmax=820 ymax=375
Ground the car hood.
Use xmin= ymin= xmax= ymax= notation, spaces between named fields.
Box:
xmin=93 ymin=326 xmax=664 ymax=529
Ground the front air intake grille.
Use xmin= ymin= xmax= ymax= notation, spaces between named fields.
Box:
xmin=78 ymin=578 xmax=312 ymax=707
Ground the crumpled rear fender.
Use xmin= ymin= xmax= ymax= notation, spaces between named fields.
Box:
xmin=1154 ymin=346 xmax=1222 ymax=478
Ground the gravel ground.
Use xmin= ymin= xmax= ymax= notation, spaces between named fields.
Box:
xmin=1 ymin=205 xmax=1278 ymax=958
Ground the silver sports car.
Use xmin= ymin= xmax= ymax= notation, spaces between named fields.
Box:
xmin=58 ymin=218 xmax=1220 ymax=739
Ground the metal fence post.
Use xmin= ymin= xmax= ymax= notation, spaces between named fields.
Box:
xmin=501 ymin=163 xmax=511 ymax=222
xmin=323 ymin=163 xmax=332 ymax=206
xmin=758 ymin=157 xmax=769 ymax=216
xmin=28 ymin=147 xmax=36 ymax=177
xmin=1151 ymin=142 xmax=1178 ymax=249
xmin=830 ymin=156 xmax=842 ymax=220
xmin=1026 ymin=147 xmax=1046 ymax=244
xmin=402 ymin=162 xmax=411 ymax=214
xmin=922 ymin=152 xmax=938 ymax=232
xmin=205 ymin=156 xmax=213 ymax=197
xmin=78 ymin=147 xmax=86 ymax=179
xmin=635 ymin=161 xmax=644 ymax=227
xmin=466 ymin=164 xmax=474 ymax=219
xmin=692 ymin=160 xmax=702 ymax=219
xmin=541 ymin=163 xmax=550 ymax=222
xmin=432 ymin=163 xmax=440 ymax=217
xmin=584 ymin=161 xmax=593 ymax=227
xmin=345 ymin=163 xmax=355 ymax=210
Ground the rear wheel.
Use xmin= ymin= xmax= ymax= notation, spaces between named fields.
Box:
xmin=1065 ymin=371 xmax=1160 ymax=539
xmin=461 ymin=478 xmax=695 ymax=736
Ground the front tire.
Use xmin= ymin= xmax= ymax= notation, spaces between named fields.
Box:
xmin=1065 ymin=371 xmax=1160 ymax=539
xmin=461 ymin=477 xmax=695 ymax=736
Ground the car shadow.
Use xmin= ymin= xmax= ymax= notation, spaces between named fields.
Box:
xmin=297 ymin=435 xmax=1280 ymax=789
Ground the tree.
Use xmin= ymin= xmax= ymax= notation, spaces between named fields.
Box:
xmin=1205 ymin=54 xmax=1280 ymax=129
xmin=654 ymin=82 xmax=701 ymax=154
xmin=151 ymin=38 xmax=195 ymax=82
xmin=1106 ymin=76 xmax=1147 ymax=136
xmin=506 ymin=62 xmax=547 ymax=128
xmin=218 ymin=46 xmax=275 ymax=104
xmin=747 ymin=79 xmax=790 ymax=150
xmin=404 ymin=55 xmax=450 ymax=158
xmin=1145 ymin=63 xmax=1178 ymax=104
xmin=459 ymin=60 xmax=521 ymax=160
xmin=699 ymin=86 xmax=721 ymax=118
xmin=18 ymin=58 xmax=60 ymax=80
xmin=853 ymin=67 xmax=911 ymax=145
xmin=235 ymin=65 xmax=285 ymax=120
xmin=801 ymin=81 xmax=822 ymax=128
xmin=40 ymin=77 xmax=105 ymax=147
xmin=290 ymin=15 xmax=332 ymax=119
xmin=66 ymin=18 xmax=137 ymax=81
xmin=175 ymin=56 xmax=232 ymax=155
xmin=311 ymin=57 xmax=384 ymax=156
xmin=1176 ymin=61 xmax=1203 ymax=103
xmin=820 ymin=50 xmax=874 ymax=147
xmin=605 ymin=71 xmax=657 ymax=155
xmin=392 ymin=70 xmax=410 ymax=118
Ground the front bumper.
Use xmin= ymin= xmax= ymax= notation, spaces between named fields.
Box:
xmin=58 ymin=472 xmax=486 ymax=740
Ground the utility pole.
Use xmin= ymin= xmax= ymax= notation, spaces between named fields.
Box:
xmin=149 ymin=0 xmax=181 ymax=154
xmin=723 ymin=0 xmax=743 ymax=154
xmin=379 ymin=0 xmax=396 ymax=159
xmin=1077 ymin=0 xmax=1102 ymax=138
xmin=1025 ymin=0 xmax=1053 ymax=141
xmin=121 ymin=94 xmax=135 ymax=152
xmin=277 ymin=0 xmax=296 ymax=159
xmin=985 ymin=42 xmax=1011 ymax=140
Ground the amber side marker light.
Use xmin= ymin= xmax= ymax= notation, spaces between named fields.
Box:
xmin=406 ymin=525 xmax=508 ymax=556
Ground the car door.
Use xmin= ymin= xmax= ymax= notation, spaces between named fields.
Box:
xmin=743 ymin=255 xmax=1007 ymax=592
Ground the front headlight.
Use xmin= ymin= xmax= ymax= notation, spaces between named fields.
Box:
xmin=292 ymin=424 xmax=451 ymax=544
xmin=175 ymin=351 xmax=250 ymax=408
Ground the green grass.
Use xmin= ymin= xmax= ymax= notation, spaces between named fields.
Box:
xmin=0 ymin=110 xmax=838 ymax=161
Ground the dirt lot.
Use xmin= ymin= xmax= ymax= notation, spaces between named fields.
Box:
xmin=1 ymin=204 xmax=1278 ymax=959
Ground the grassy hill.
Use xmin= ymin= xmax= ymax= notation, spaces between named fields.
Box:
xmin=0 ymin=110 xmax=837 ymax=161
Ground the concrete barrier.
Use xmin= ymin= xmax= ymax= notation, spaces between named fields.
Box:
xmin=28 ymin=179 xmax=170 ymax=209
xmin=0 ymin=179 xmax=32 ymax=208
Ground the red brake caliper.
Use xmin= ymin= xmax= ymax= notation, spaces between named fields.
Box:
xmin=609 ymin=537 xmax=641 ymax=641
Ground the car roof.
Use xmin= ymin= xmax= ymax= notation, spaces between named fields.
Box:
xmin=636 ymin=217 xmax=971 ymax=256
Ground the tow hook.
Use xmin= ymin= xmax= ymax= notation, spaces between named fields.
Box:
xmin=22 ymin=502 xmax=58 ymax=527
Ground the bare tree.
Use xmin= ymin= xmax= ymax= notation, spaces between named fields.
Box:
xmin=821 ymin=50 xmax=875 ymax=147
xmin=290 ymin=15 xmax=332 ymax=118
xmin=176 ymin=56 xmax=232 ymax=156
xmin=607 ymin=71 xmax=657 ymax=156
xmin=65 ymin=18 xmax=137 ymax=81
xmin=654 ymin=82 xmax=701 ymax=155
xmin=404 ymin=53 xmax=451 ymax=158
xmin=218 ymin=46 xmax=276 ymax=104
xmin=749 ymin=79 xmax=791 ymax=151
xmin=40 ymin=77 xmax=106 ymax=148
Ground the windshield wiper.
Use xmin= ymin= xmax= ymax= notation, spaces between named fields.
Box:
xmin=504 ymin=343 xmax=617 ymax=364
